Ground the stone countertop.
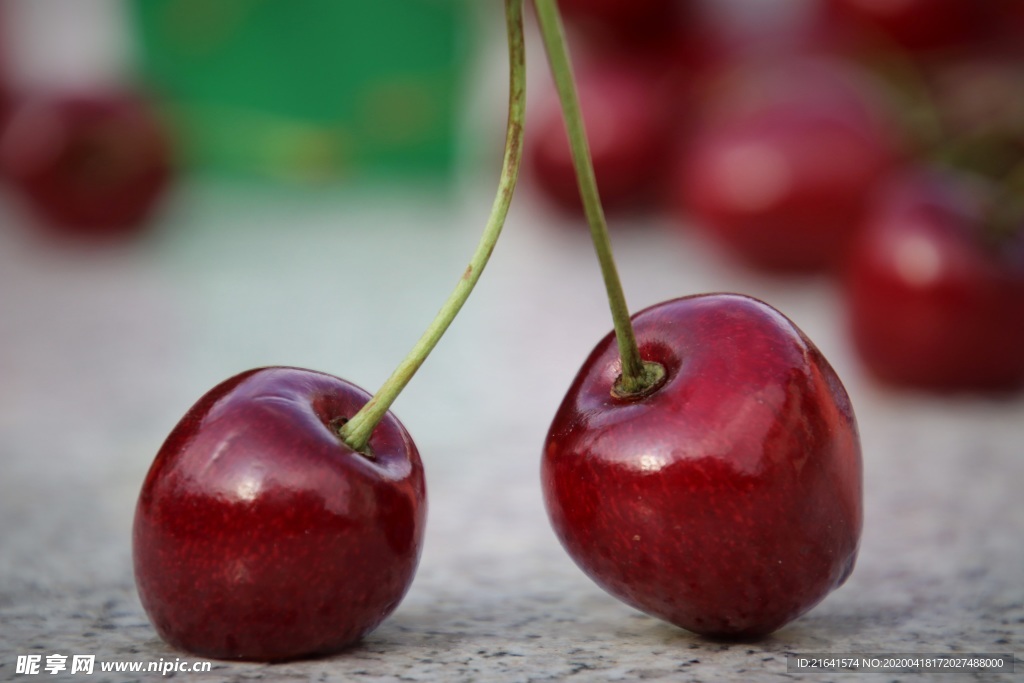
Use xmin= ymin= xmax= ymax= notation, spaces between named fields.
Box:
xmin=1 ymin=180 xmax=1021 ymax=682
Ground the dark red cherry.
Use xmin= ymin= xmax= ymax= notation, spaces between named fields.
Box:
xmin=133 ymin=367 xmax=426 ymax=661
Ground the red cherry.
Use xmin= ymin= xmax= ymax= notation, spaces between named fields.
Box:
xmin=543 ymin=293 xmax=863 ymax=638
xmin=843 ymin=169 xmax=1024 ymax=392
xmin=0 ymin=90 xmax=173 ymax=238
xmin=526 ymin=61 xmax=674 ymax=217
xmin=133 ymin=367 xmax=426 ymax=661
xmin=674 ymin=59 xmax=902 ymax=272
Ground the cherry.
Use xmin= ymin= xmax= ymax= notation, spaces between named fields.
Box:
xmin=673 ymin=58 xmax=903 ymax=273
xmin=543 ymin=294 xmax=863 ymax=638
xmin=132 ymin=0 xmax=528 ymax=661
xmin=526 ymin=60 xmax=673 ymax=217
xmin=843 ymin=168 xmax=1024 ymax=392
xmin=533 ymin=1 xmax=863 ymax=639
xmin=0 ymin=90 xmax=174 ymax=238
xmin=133 ymin=368 xmax=426 ymax=661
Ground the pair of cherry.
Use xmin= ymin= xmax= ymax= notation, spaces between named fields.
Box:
xmin=132 ymin=0 xmax=862 ymax=661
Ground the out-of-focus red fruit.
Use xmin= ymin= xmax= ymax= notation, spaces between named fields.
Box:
xmin=673 ymin=59 xmax=904 ymax=273
xmin=0 ymin=90 xmax=174 ymax=239
xmin=527 ymin=61 xmax=674 ymax=217
xmin=844 ymin=169 xmax=1024 ymax=392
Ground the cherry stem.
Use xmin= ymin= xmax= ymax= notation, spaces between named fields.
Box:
xmin=339 ymin=0 xmax=526 ymax=453
xmin=532 ymin=0 xmax=664 ymax=397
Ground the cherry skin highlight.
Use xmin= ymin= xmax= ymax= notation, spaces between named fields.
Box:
xmin=133 ymin=367 xmax=426 ymax=661
xmin=843 ymin=169 xmax=1024 ymax=392
xmin=542 ymin=294 xmax=862 ymax=639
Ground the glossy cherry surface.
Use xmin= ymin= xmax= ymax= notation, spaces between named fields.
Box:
xmin=543 ymin=294 xmax=862 ymax=638
xmin=133 ymin=367 xmax=426 ymax=661
xmin=0 ymin=91 xmax=173 ymax=237
xmin=844 ymin=170 xmax=1024 ymax=392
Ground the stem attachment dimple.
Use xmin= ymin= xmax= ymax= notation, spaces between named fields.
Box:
xmin=338 ymin=0 xmax=527 ymax=454
xmin=612 ymin=360 xmax=668 ymax=400
xmin=532 ymin=0 xmax=664 ymax=398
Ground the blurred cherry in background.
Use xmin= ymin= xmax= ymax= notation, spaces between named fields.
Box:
xmin=0 ymin=0 xmax=1020 ymax=392
xmin=0 ymin=91 xmax=174 ymax=239
xmin=533 ymin=0 xmax=1024 ymax=393
xmin=672 ymin=57 xmax=904 ymax=272
xmin=843 ymin=168 xmax=1024 ymax=392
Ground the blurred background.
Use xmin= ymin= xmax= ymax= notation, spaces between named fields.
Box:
xmin=1 ymin=0 xmax=1022 ymax=678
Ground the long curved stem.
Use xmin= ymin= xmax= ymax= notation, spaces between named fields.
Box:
xmin=340 ymin=0 xmax=526 ymax=453
xmin=532 ymin=0 xmax=663 ymax=397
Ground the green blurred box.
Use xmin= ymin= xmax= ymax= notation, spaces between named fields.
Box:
xmin=130 ymin=0 xmax=473 ymax=184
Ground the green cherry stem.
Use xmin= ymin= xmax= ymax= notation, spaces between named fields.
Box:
xmin=339 ymin=0 xmax=526 ymax=454
xmin=532 ymin=0 xmax=664 ymax=398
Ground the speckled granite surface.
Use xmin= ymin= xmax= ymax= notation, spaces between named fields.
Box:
xmin=1 ymin=181 xmax=1021 ymax=682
